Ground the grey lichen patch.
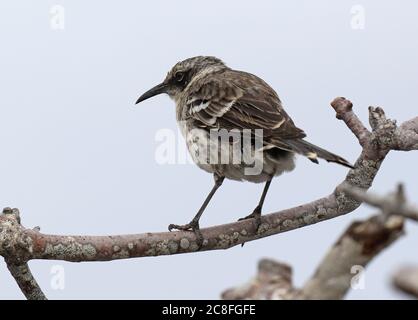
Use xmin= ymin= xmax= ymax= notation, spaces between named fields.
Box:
xmin=43 ymin=239 xmax=97 ymax=261
xmin=337 ymin=193 xmax=360 ymax=213
xmin=374 ymin=117 xmax=397 ymax=148
xmin=21 ymin=236 xmax=34 ymax=255
xmin=189 ymin=242 xmax=200 ymax=251
xmin=282 ymin=219 xmax=300 ymax=229
xmin=221 ymin=231 xmax=241 ymax=245
xmin=82 ymin=244 xmax=97 ymax=259
xmin=240 ymin=229 xmax=248 ymax=236
xmin=335 ymin=183 xmax=365 ymax=213
xmin=167 ymin=240 xmax=178 ymax=254
xmin=218 ymin=234 xmax=227 ymax=240
xmin=127 ymin=242 xmax=134 ymax=250
xmin=345 ymin=159 xmax=381 ymax=189
xmin=144 ymin=247 xmax=156 ymax=256
xmin=180 ymin=238 xmax=190 ymax=249
xmin=257 ymin=223 xmax=271 ymax=234
xmin=113 ymin=245 xmax=121 ymax=253
xmin=6 ymin=263 xmax=47 ymax=300
xmin=0 ymin=220 xmax=18 ymax=251
xmin=155 ymin=240 xmax=173 ymax=255
xmin=112 ymin=247 xmax=130 ymax=259
xmin=316 ymin=206 xmax=328 ymax=219
xmin=0 ymin=215 xmax=34 ymax=262
xmin=274 ymin=219 xmax=283 ymax=229
xmin=217 ymin=232 xmax=242 ymax=248
xmin=2 ymin=207 xmax=21 ymax=224
xmin=217 ymin=233 xmax=232 ymax=248
xmin=303 ymin=213 xmax=321 ymax=225
xmin=145 ymin=239 xmax=176 ymax=256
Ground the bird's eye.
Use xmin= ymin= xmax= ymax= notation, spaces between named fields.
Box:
xmin=175 ymin=72 xmax=185 ymax=83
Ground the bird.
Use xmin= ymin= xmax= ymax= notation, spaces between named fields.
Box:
xmin=136 ymin=56 xmax=353 ymax=245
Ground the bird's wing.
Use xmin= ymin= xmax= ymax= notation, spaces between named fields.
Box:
xmin=184 ymin=70 xmax=353 ymax=167
xmin=184 ymin=69 xmax=306 ymax=143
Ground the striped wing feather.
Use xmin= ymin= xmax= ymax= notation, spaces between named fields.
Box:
xmin=185 ymin=69 xmax=305 ymax=144
xmin=184 ymin=69 xmax=353 ymax=168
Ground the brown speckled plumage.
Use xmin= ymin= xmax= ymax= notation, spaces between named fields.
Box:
xmin=136 ymin=56 xmax=353 ymax=244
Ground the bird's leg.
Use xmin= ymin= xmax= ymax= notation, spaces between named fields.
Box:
xmin=168 ymin=174 xmax=225 ymax=247
xmin=239 ymin=178 xmax=272 ymax=230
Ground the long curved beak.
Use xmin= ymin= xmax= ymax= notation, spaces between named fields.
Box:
xmin=135 ymin=82 xmax=168 ymax=104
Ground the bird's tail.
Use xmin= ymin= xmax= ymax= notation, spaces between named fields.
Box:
xmin=278 ymin=139 xmax=354 ymax=169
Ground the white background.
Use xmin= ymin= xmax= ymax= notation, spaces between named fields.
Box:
xmin=0 ymin=0 xmax=417 ymax=299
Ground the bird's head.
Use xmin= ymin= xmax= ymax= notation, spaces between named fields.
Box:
xmin=136 ymin=56 xmax=226 ymax=104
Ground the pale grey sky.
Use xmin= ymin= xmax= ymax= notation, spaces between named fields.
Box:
xmin=0 ymin=0 xmax=417 ymax=299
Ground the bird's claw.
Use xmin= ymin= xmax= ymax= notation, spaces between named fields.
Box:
xmin=168 ymin=223 xmax=193 ymax=232
xmin=238 ymin=208 xmax=262 ymax=230
xmin=168 ymin=221 xmax=204 ymax=249
xmin=238 ymin=207 xmax=262 ymax=247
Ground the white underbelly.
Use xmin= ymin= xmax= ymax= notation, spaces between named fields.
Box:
xmin=179 ymin=124 xmax=296 ymax=183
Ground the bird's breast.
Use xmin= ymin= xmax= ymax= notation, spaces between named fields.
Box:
xmin=176 ymin=120 xmax=296 ymax=183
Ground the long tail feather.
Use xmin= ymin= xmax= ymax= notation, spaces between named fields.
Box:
xmin=277 ymin=139 xmax=354 ymax=169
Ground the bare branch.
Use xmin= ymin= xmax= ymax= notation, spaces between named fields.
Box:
xmin=1 ymin=97 xmax=417 ymax=299
xmin=222 ymin=259 xmax=299 ymax=300
xmin=301 ymin=214 xmax=404 ymax=299
xmin=394 ymin=117 xmax=418 ymax=151
xmin=392 ymin=266 xmax=418 ymax=298
xmin=221 ymin=214 xmax=404 ymax=300
xmin=330 ymin=97 xmax=370 ymax=147
xmin=341 ymin=184 xmax=418 ymax=221
xmin=6 ymin=261 xmax=47 ymax=300
xmin=0 ymin=98 xmax=416 ymax=261
xmin=0 ymin=208 xmax=47 ymax=300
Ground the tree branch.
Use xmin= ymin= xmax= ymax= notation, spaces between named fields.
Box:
xmin=301 ymin=214 xmax=404 ymax=299
xmin=1 ymin=97 xmax=417 ymax=299
xmin=221 ymin=213 xmax=405 ymax=300
xmin=330 ymin=97 xmax=371 ymax=147
xmin=221 ymin=259 xmax=299 ymax=300
xmin=6 ymin=261 xmax=47 ymax=300
xmin=341 ymin=184 xmax=418 ymax=221
xmin=222 ymin=180 xmax=418 ymax=300
xmin=392 ymin=266 xmax=418 ymax=298
xmin=0 ymin=208 xmax=47 ymax=300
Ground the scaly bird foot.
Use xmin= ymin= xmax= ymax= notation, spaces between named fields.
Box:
xmin=238 ymin=206 xmax=263 ymax=247
xmin=168 ymin=221 xmax=204 ymax=249
xmin=238 ymin=205 xmax=262 ymax=230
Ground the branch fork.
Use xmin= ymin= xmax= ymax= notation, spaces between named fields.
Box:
xmin=1 ymin=97 xmax=417 ymax=299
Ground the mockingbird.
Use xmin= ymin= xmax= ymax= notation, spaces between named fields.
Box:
xmin=136 ymin=56 xmax=353 ymax=245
